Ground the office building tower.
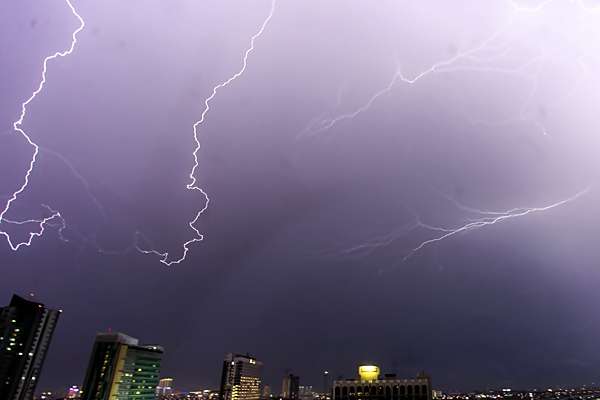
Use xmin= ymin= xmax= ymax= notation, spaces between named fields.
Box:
xmin=0 ymin=294 xmax=61 ymax=400
xmin=219 ymin=353 xmax=262 ymax=400
xmin=281 ymin=374 xmax=299 ymax=400
xmin=332 ymin=365 xmax=431 ymax=400
xmin=156 ymin=377 xmax=174 ymax=398
xmin=80 ymin=332 xmax=163 ymax=400
xmin=322 ymin=371 xmax=330 ymax=396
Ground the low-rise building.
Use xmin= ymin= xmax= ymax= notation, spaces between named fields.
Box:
xmin=332 ymin=365 xmax=431 ymax=400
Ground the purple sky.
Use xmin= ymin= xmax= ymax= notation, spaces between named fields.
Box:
xmin=2 ymin=0 xmax=600 ymax=395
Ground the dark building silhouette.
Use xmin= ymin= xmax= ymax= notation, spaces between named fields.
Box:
xmin=0 ymin=294 xmax=61 ymax=400
xmin=220 ymin=353 xmax=262 ymax=400
xmin=80 ymin=332 xmax=163 ymax=400
xmin=281 ymin=374 xmax=300 ymax=400
xmin=282 ymin=374 xmax=300 ymax=400
xmin=323 ymin=371 xmax=331 ymax=396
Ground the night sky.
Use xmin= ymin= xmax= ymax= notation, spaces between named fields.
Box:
xmin=2 ymin=0 xmax=600 ymax=395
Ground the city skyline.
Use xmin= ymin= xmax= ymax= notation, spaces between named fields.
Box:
xmin=0 ymin=296 xmax=437 ymax=399
xmin=5 ymin=290 xmax=600 ymax=399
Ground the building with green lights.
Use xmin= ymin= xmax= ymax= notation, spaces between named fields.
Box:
xmin=80 ymin=332 xmax=163 ymax=400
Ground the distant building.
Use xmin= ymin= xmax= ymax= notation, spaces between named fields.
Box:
xmin=0 ymin=294 xmax=61 ymax=400
xmin=262 ymin=385 xmax=272 ymax=399
xmin=332 ymin=365 xmax=431 ymax=400
xmin=299 ymin=385 xmax=314 ymax=400
xmin=39 ymin=391 xmax=54 ymax=400
xmin=65 ymin=385 xmax=81 ymax=399
xmin=80 ymin=332 xmax=163 ymax=400
xmin=282 ymin=374 xmax=300 ymax=400
xmin=156 ymin=377 xmax=174 ymax=398
xmin=182 ymin=389 xmax=221 ymax=400
xmin=219 ymin=353 xmax=263 ymax=400
xmin=323 ymin=371 xmax=331 ymax=396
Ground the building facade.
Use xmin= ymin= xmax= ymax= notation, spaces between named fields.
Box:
xmin=219 ymin=353 xmax=263 ymax=400
xmin=80 ymin=332 xmax=163 ymax=400
xmin=282 ymin=374 xmax=300 ymax=400
xmin=156 ymin=377 xmax=174 ymax=398
xmin=0 ymin=294 xmax=61 ymax=400
xmin=323 ymin=371 xmax=331 ymax=397
xmin=299 ymin=385 xmax=315 ymax=400
xmin=332 ymin=366 xmax=431 ymax=400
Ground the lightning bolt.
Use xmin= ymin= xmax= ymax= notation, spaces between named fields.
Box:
xmin=0 ymin=0 xmax=84 ymax=250
xmin=3 ymin=0 xmax=592 ymax=264
xmin=341 ymin=218 xmax=455 ymax=258
xmin=2 ymin=204 xmax=68 ymax=245
xmin=403 ymin=187 xmax=590 ymax=261
xmin=453 ymin=0 xmax=599 ymax=137
xmin=303 ymin=0 xmax=596 ymax=261
xmin=136 ymin=0 xmax=277 ymax=266
xmin=299 ymin=19 xmax=513 ymax=138
xmin=341 ymin=188 xmax=589 ymax=261
xmin=302 ymin=0 xmax=600 ymax=138
xmin=41 ymin=146 xmax=108 ymax=221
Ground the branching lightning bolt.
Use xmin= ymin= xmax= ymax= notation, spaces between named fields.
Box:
xmin=342 ymin=188 xmax=589 ymax=260
xmin=302 ymin=0 xmax=600 ymax=139
xmin=0 ymin=0 xmax=84 ymax=250
xmin=300 ymin=19 xmax=511 ymax=138
xmin=3 ymin=0 xmax=593 ymax=264
xmin=403 ymin=188 xmax=590 ymax=261
xmin=136 ymin=0 xmax=277 ymax=266
xmin=341 ymin=217 xmax=455 ymax=257
xmin=41 ymin=146 xmax=108 ymax=221
xmin=304 ymin=0 xmax=597 ymax=261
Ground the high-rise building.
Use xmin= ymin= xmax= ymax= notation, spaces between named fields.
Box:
xmin=219 ymin=353 xmax=262 ymax=400
xmin=80 ymin=332 xmax=163 ymax=400
xmin=281 ymin=374 xmax=299 ymax=400
xmin=156 ymin=377 xmax=174 ymax=398
xmin=322 ymin=371 xmax=330 ymax=396
xmin=332 ymin=365 xmax=431 ymax=400
xmin=0 ymin=294 xmax=61 ymax=400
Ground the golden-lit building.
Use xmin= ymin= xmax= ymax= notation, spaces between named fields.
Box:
xmin=333 ymin=365 xmax=431 ymax=400
xmin=219 ymin=353 xmax=263 ymax=400
xmin=358 ymin=366 xmax=380 ymax=382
